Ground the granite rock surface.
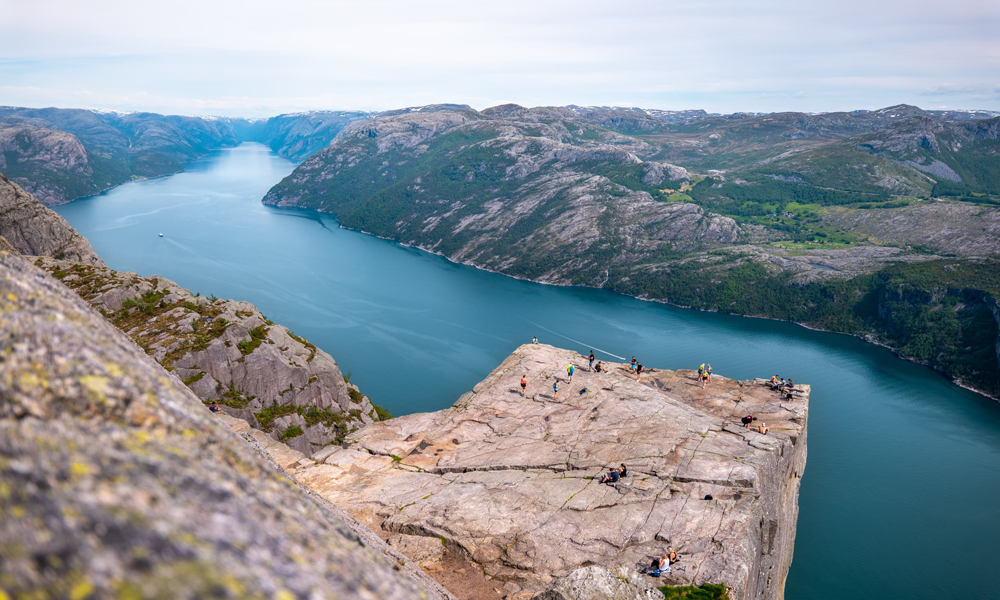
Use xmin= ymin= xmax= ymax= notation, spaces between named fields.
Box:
xmin=0 ymin=174 xmax=104 ymax=266
xmin=0 ymin=249 xmax=453 ymax=600
xmin=264 ymin=344 xmax=808 ymax=599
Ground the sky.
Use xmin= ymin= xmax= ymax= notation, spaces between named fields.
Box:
xmin=0 ymin=0 xmax=998 ymax=117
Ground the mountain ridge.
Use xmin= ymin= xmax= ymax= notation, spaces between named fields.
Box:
xmin=261 ymin=102 xmax=1000 ymax=400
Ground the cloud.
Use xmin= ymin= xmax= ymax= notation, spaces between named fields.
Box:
xmin=922 ymin=83 xmax=1000 ymax=96
xmin=0 ymin=0 xmax=998 ymax=115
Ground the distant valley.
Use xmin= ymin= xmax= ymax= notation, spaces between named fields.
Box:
xmin=0 ymin=106 xmax=376 ymax=205
xmin=3 ymin=101 xmax=999 ymax=399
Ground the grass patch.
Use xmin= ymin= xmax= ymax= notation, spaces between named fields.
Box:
xmin=278 ymin=424 xmax=304 ymax=442
xmin=237 ymin=325 xmax=269 ymax=355
xmin=182 ymin=371 xmax=205 ymax=386
xmin=254 ymin=402 xmax=299 ymax=432
xmin=372 ymin=402 xmax=393 ymax=421
xmin=658 ymin=583 xmax=728 ymax=599
xmin=347 ymin=387 xmax=365 ymax=404
xmin=220 ymin=385 xmax=255 ymax=409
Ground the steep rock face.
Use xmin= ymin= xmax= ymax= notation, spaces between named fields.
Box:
xmin=32 ymin=258 xmax=378 ymax=456
xmin=263 ymin=105 xmax=735 ymax=286
xmin=0 ymin=117 xmax=95 ymax=205
xmin=822 ymin=202 xmax=1000 ymax=257
xmin=271 ymin=344 xmax=808 ymax=600
xmin=0 ymin=175 xmax=104 ymax=266
xmin=0 ymin=249 xmax=453 ymax=600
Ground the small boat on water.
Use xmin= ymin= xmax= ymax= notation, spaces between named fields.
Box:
xmin=159 ymin=233 xmax=164 ymax=237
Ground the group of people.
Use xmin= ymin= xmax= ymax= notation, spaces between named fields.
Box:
xmin=599 ymin=463 xmax=628 ymax=484
xmin=644 ymin=548 xmax=679 ymax=577
xmin=628 ymin=356 xmax=645 ymax=381
xmin=697 ymin=363 xmax=713 ymax=387
xmin=769 ymin=375 xmax=800 ymax=399
xmin=530 ymin=337 xmax=685 ymax=579
xmin=588 ymin=350 xmax=607 ymax=374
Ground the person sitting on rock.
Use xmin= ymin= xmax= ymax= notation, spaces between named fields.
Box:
xmin=619 ymin=463 xmax=628 ymax=478
xmin=668 ymin=547 xmax=678 ymax=564
xmin=600 ymin=467 xmax=620 ymax=484
xmin=594 ymin=361 xmax=606 ymax=373
xmin=208 ymin=401 xmax=222 ymax=414
xmin=758 ymin=422 xmax=769 ymax=435
xmin=648 ymin=553 xmax=670 ymax=577
xmin=741 ymin=415 xmax=757 ymax=428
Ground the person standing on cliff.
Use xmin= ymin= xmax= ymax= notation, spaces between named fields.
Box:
xmin=521 ymin=375 xmax=527 ymax=397
xmin=636 ymin=363 xmax=644 ymax=382
xmin=701 ymin=369 xmax=709 ymax=388
xmin=532 ymin=336 xmax=538 ymax=345
xmin=588 ymin=351 xmax=595 ymax=371
xmin=567 ymin=364 xmax=575 ymax=383
xmin=630 ymin=356 xmax=637 ymax=373
xmin=552 ymin=380 xmax=559 ymax=400
xmin=706 ymin=364 xmax=713 ymax=382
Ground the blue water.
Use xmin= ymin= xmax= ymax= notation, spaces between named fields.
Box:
xmin=55 ymin=144 xmax=1000 ymax=600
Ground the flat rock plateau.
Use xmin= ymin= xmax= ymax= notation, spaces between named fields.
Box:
xmin=226 ymin=344 xmax=809 ymax=600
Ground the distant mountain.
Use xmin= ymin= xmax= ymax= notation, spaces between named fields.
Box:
xmin=264 ymin=104 xmax=738 ymax=284
xmin=0 ymin=107 xmax=376 ymax=204
xmin=224 ymin=110 xmax=373 ymax=161
xmin=0 ymin=107 xmax=241 ymax=205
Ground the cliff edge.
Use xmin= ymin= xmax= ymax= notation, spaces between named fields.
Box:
xmin=260 ymin=344 xmax=809 ymax=599
xmin=0 ymin=249 xmax=453 ymax=599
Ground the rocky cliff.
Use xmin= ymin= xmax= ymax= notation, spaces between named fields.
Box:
xmin=0 ymin=248 xmax=453 ymax=600
xmin=0 ymin=174 xmax=104 ymax=266
xmin=252 ymin=344 xmax=808 ymax=600
xmin=32 ymin=257 xmax=380 ymax=456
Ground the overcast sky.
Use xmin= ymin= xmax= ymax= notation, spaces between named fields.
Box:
xmin=1 ymin=0 xmax=997 ymax=117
